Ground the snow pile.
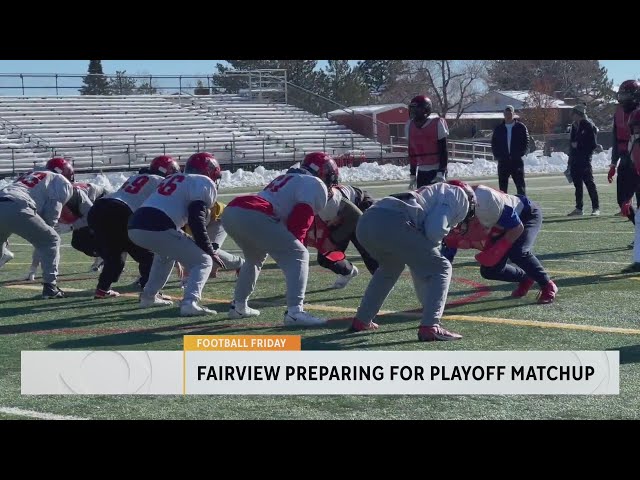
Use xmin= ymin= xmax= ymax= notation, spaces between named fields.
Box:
xmin=0 ymin=149 xmax=616 ymax=192
xmin=219 ymin=165 xmax=290 ymax=189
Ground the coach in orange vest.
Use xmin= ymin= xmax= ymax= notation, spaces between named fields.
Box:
xmin=407 ymin=95 xmax=450 ymax=189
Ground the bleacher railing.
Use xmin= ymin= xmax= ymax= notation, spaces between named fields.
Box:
xmin=0 ymin=135 xmax=399 ymax=176
xmin=0 ymin=136 xmax=493 ymax=177
xmin=0 ymin=70 xmax=289 ymax=98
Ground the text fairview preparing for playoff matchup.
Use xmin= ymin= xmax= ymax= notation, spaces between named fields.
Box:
xmin=196 ymin=364 xmax=596 ymax=382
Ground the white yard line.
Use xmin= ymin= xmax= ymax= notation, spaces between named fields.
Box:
xmin=0 ymin=407 xmax=87 ymax=420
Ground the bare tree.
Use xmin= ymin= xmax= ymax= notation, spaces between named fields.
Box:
xmin=382 ymin=60 xmax=488 ymax=126
xmin=521 ymin=78 xmax=561 ymax=135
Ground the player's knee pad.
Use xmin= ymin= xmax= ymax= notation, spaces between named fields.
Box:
xmin=480 ymin=265 xmax=500 ymax=280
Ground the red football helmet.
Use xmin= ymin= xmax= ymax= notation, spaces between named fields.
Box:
xmin=409 ymin=95 xmax=433 ymax=120
xmin=149 ymin=155 xmax=180 ymax=177
xmin=185 ymin=152 xmax=222 ymax=185
xmin=46 ymin=157 xmax=74 ymax=182
xmin=301 ymin=151 xmax=340 ymax=188
xmin=618 ymin=80 xmax=640 ymax=110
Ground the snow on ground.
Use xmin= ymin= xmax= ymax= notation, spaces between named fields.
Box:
xmin=0 ymin=149 xmax=615 ymax=192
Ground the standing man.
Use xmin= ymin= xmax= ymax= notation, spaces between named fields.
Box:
xmin=407 ymin=95 xmax=450 ymax=189
xmin=620 ymin=103 xmax=640 ymax=272
xmin=567 ymin=105 xmax=600 ymax=216
xmin=608 ymin=80 xmax=640 ymax=223
xmin=491 ymin=105 xmax=529 ymax=195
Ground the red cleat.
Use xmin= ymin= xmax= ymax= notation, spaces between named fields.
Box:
xmin=537 ymin=280 xmax=558 ymax=304
xmin=512 ymin=277 xmax=535 ymax=298
xmin=418 ymin=324 xmax=462 ymax=342
xmin=348 ymin=318 xmax=379 ymax=332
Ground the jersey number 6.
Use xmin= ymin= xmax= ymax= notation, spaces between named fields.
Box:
xmin=19 ymin=171 xmax=48 ymax=188
xmin=157 ymin=175 xmax=185 ymax=196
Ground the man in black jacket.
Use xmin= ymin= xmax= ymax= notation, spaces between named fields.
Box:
xmin=491 ymin=105 xmax=530 ymax=195
xmin=567 ymin=105 xmax=600 ymax=216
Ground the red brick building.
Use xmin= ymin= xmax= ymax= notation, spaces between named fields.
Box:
xmin=327 ymin=104 xmax=408 ymax=145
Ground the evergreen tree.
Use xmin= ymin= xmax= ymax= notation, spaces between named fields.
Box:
xmin=80 ymin=60 xmax=110 ymax=95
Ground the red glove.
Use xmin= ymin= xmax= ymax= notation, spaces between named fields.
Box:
xmin=608 ymin=165 xmax=616 ymax=183
xmin=622 ymin=200 xmax=633 ymax=217
xmin=443 ymin=232 xmax=462 ymax=249
xmin=324 ymin=251 xmax=346 ymax=262
xmin=475 ymin=237 xmax=513 ymax=267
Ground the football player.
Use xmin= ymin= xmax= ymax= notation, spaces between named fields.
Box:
xmin=128 ymin=152 xmax=225 ymax=316
xmin=0 ymin=157 xmax=73 ymax=298
xmin=407 ymin=95 xmax=449 ymax=188
xmin=621 ymin=102 xmax=640 ymax=272
xmin=221 ymin=151 xmax=333 ymax=326
xmin=444 ymin=182 xmax=557 ymax=303
xmin=87 ymin=155 xmax=180 ymax=299
xmin=307 ymin=184 xmax=378 ymax=289
xmin=348 ymin=181 xmax=473 ymax=341
xmin=26 ymin=181 xmax=109 ymax=281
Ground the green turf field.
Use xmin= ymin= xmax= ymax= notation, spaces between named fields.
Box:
xmin=1 ymin=171 xmax=639 ymax=419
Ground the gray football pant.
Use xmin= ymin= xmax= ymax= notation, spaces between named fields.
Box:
xmin=181 ymin=223 xmax=243 ymax=276
xmin=208 ymin=220 xmax=244 ymax=270
xmin=128 ymin=228 xmax=212 ymax=303
xmin=221 ymin=206 xmax=308 ymax=309
xmin=354 ymin=208 xmax=452 ymax=326
xmin=0 ymin=198 xmax=60 ymax=284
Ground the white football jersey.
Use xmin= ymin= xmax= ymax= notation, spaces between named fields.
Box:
xmin=317 ymin=187 xmax=343 ymax=224
xmin=474 ymin=185 xmax=525 ymax=228
xmin=108 ymin=173 xmax=164 ymax=212
xmin=258 ymin=173 xmax=328 ymax=221
xmin=141 ymin=173 xmax=217 ymax=229
xmin=336 ymin=184 xmax=358 ymax=203
xmin=0 ymin=170 xmax=73 ymax=214
xmin=371 ymin=182 xmax=469 ymax=244
xmin=74 ymin=182 xmax=106 ymax=202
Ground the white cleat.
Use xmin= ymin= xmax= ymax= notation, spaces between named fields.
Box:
xmin=332 ymin=265 xmax=359 ymax=289
xmin=284 ymin=310 xmax=327 ymax=327
xmin=0 ymin=249 xmax=14 ymax=268
xmin=90 ymin=258 xmax=104 ymax=272
xmin=139 ymin=294 xmax=174 ymax=308
xmin=180 ymin=300 xmax=217 ymax=316
xmin=228 ymin=302 xmax=260 ymax=319
xmin=25 ymin=269 xmax=37 ymax=281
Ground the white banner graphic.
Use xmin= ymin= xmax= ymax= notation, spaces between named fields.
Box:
xmin=21 ymin=350 xmax=619 ymax=395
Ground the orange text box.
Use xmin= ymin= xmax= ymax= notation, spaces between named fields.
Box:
xmin=184 ymin=335 xmax=301 ymax=351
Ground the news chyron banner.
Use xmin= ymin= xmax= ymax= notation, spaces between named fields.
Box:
xmin=21 ymin=335 xmax=619 ymax=395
